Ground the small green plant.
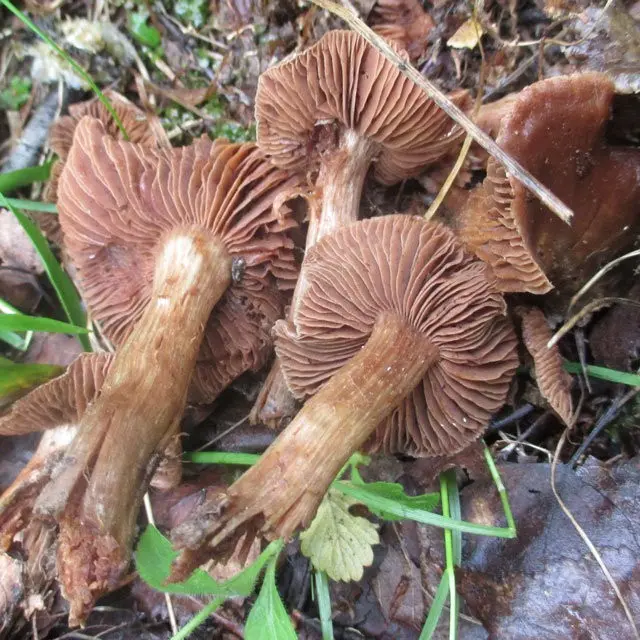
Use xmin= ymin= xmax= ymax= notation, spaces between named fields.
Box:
xmin=137 ymin=449 xmax=515 ymax=640
xmin=128 ymin=10 xmax=162 ymax=49
xmin=0 ymin=77 xmax=31 ymax=111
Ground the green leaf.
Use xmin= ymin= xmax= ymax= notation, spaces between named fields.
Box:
xmin=184 ymin=451 xmax=261 ymax=466
xmin=0 ymin=195 xmax=91 ymax=352
xmin=565 ymin=361 xmax=640 ymax=387
xmin=351 ymin=467 xmax=439 ymax=521
xmin=244 ymin=554 xmax=297 ymax=640
xmin=0 ymin=161 xmax=52 ymax=195
xmin=0 ymin=314 xmax=89 ymax=335
xmin=335 ymin=481 xmax=515 ymax=538
xmin=135 ymin=524 xmax=281 ymax=596
xmin=129 ymin=12 xmax=162 ymax=49
xmin=0 ymin=298 xmax=31 ymax=351
xmin=300 ymin=489 xmax=379 ymax=582
xmin=0 ymin=359 xmax=63 ymax=400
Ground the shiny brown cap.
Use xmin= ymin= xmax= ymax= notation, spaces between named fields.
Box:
xmin=517 ymin=306 xmax=573 ymax=425
xmin=0 ymin=353 xmax=112 ymax=436
xmin=459 ymin=73 xmax=640 ymax=298
xmin=58 ymin=117 xmax=300 ymax=402
xmin=255 ymin=30 xmax=469 ymax=185
xmin=274 ymin=215 xmax=518 ymax=456
xmin=370 ymin=0 xmax=435 ymax=62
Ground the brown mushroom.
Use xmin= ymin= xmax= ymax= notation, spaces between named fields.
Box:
xmin=170 ymin=215 xmax=518 ymax=578
xmin=369 ymin=0 xmax=435 ymax=62
xmin=0 ymin=354 xmax=111 ymax=550
xmin=458 ymin=73 xmax=640 ymax=303
xmin=252 ymin=29 xmax=470 ymax=425
xmin=31 ymin=117 xmax=300 ymax=624
xmin=516 ymin=307 xmax=573 ymax=426
xmin=41 ymin=91 xmax=168 ymax=245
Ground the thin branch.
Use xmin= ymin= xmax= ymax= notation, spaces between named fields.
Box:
xmin=310 ymin=0 xmax=574 ymax=224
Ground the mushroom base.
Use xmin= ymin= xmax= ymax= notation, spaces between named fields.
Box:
xmin=34 ymin=229 xmax=233 ymax=625
xmin=170 ymin=313 xmax=439 ymax=580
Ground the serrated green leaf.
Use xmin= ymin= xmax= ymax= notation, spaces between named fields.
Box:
xmin=0 ymin=314 xmax=89 ymax=335
xmin=0 ymin=360 xmax=63 ymax=401
xmin=351 ymin=468 xmax=439 ymax=521
xmin=300 ymin=489 xmax=379 ymax=582
xmin=244 ymin=554 xmax=296 ymax=640
xmin=135 ymin=524 xmax=281 ymax=597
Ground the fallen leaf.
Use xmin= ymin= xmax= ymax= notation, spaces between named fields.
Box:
xmin=300 ymin=489 xmax=379 ymax=582
xmin=447 ymin=17 xmax=483 ymax=49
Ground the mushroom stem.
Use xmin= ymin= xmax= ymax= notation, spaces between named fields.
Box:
xmin=172 ymin=312 xmax=438 ymax=577
xmin=37 ymin=229 xmax=232 ymax=625
xmin=251 ymin=131 xmax=375 ymax=425
xmin=312 ymin=130 xmax=375 ymax=244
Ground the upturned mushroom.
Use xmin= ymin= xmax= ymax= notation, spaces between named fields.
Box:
xmin=458 ymin=73 xmax=640 ymax=303
xmin=170 ymin=215 xmax=518 ymax=577
xmin=252 ymin=29 xmax=470 ymax=424
xmin=31 ymin=116 xmax=300 ymax=624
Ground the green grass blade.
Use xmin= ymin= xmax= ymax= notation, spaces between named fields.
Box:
xmin=565 ymin=361 xmax=640 ymax=387
xmin=0 ymin=162 xmax=53 ymax=194
xmin=0 ymin=194 xmax=91 ymax=351
xmin=3 ymin=198 xmax=57 ymax=213
xmin=419 ymin=574 xmax=449 ymax=640
xmin=0 ymin=298 xmax=30 ymax=351
xmin=0 ymin=314 xmax=89 ymax=334
xmin=0 ymin=0 xmax=129 ymax=140
xmin=440 ymin=474 xmax=458 ymax=640
xmin=314 ymin=570 xmax=334 ymax=640
xmin=184 ymin=451 xmax=260 ymax=466
xmin=335 ymin=481 xmax=515 ymax=538
xmin=483 ymin=444 xmax=516 ymax=537
xmin=444 ymin=471 xmax=462 ymax=565
xmin=170 ymin=597 xmax=224 ymax=640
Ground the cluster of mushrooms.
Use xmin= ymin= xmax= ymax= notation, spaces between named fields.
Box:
xmin=1 ymin=28 xmax=640 ymax=627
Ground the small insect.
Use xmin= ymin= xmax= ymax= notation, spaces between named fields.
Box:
xmin=232 ymin=256 xmax=246 ymax=284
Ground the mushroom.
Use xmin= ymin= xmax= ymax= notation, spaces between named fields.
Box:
xmin=170 ymin=214 xmax=518 ymax=577
xmin=369 ymin=0 xmax=435 ymax=62
xmin=516 ymin=307 xmax=573 ymax=426
xmin=41 ymin=90 xmax=168 ymax=245
xmin=457 ymin=72 xmax=640 ymax=303
xmin=0 ymin=354 xmax=111 ymax=550
xmin=31 ymin=116 xmax=300 ymax=624
xmin=252 ymin=29 xmax=470 ymax=424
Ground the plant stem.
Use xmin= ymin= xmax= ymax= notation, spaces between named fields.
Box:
xmin=172 ymin=313 xmax=438 ymax=579
xmin=440 ymin=474 xmax=458 ymax=640
xmin=35 ymin=230 xmax=232 ymax=625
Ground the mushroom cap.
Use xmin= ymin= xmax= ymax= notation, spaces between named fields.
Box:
xmin=58 ymin=117 xmax=300 ymax=403
xmin=459 ymin=73 xmax=640 ymax=297
xmin=255 ymin=30 xmax=469 ymax=185
xmin=517 ymin=306 xmax=573 ymax=426
xmin=0 ymin=353 xmax=112 ymax=436
xmin=42 ymin=91 xmax=167 ymax=245
xmin=370 ymin=0 xmax=435 ymax=62
xmin=274 ymin=215 xmax=518 ymax=456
